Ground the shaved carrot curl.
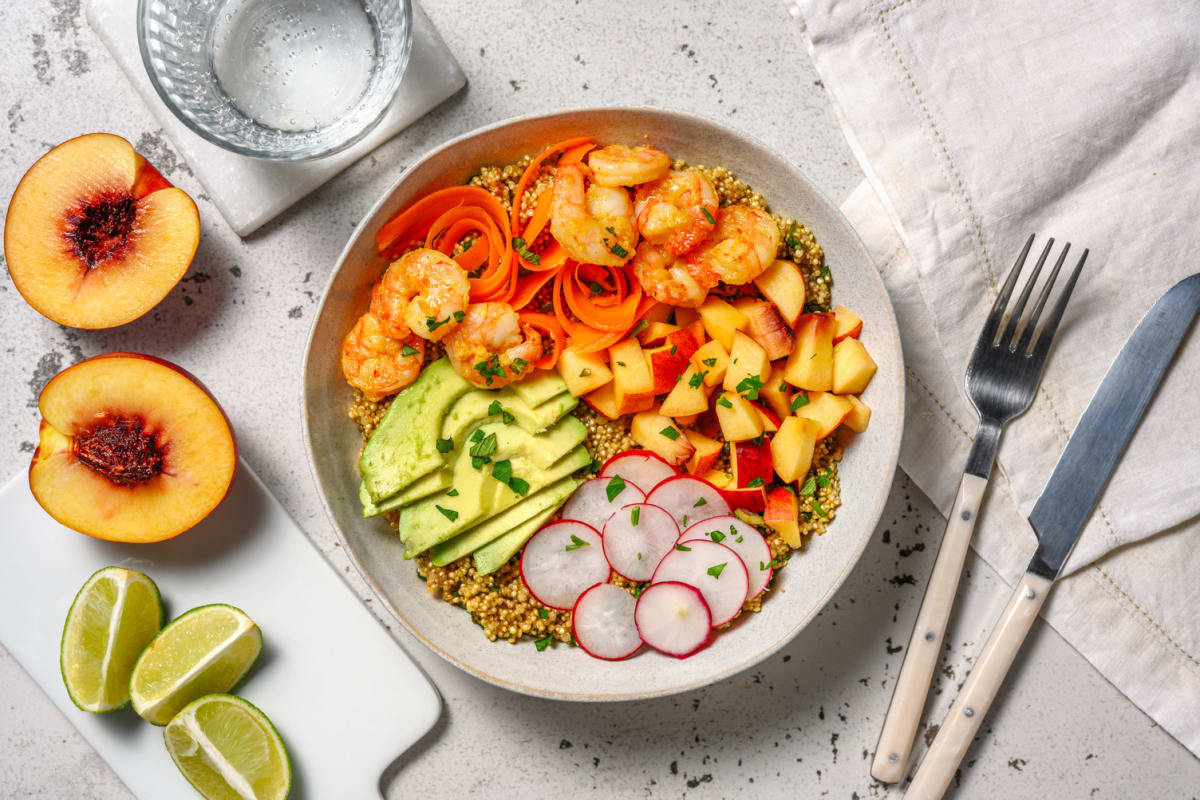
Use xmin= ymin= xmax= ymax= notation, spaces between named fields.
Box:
xmin=519 ymin=312 xmax=566 ymax=369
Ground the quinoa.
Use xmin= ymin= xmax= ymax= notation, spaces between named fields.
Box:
xmin=347 ymin=150 xmax=843 ymax=646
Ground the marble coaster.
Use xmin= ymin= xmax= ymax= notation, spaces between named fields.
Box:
xmin=85 ymin=0 xmax=466 ymax=236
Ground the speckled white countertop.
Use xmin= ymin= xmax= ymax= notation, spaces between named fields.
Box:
xmin=1 ymin=1 xmax=1197 ymax=798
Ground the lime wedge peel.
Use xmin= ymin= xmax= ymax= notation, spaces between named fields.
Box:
xmin=60 ymin=566 xmax=164 ymax=714
xmin=131 ymin=604 xmax=263 ymax=726
xmin=165 ymin=694 xmax=291 ymax=800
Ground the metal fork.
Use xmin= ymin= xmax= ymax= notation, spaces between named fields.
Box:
xmin=871 ymin=235 xmax=1088 ymax=783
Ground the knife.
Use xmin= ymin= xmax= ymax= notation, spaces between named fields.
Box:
xmin=904 ymin=273 xmax=1200 ymax=800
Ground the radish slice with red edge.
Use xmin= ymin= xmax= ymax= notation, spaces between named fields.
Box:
xmin=520 ymin=521 xmax=610 ymax=610
xmin=679 ymin=515 xmax=774 ymax=599
xmin=599 ymin=450 xmax=677 ymax=490
xmin=602 ymin=503 xmax=679 ymax=582
xmin=560 ymin=476 xmax=645 ymax=532
xmin=634 ymin=581 xmax=712 ymax=658
xmin=645 ymin=475 xmax=731 ymax=530
xmin=571 ymin=583 xmax=642 ymax=661
xmin=651 ymin=539 xmax=749 ymax=626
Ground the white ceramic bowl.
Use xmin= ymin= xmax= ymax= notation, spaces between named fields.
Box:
xmin=302 ymin=108 xmax=903 ymax=700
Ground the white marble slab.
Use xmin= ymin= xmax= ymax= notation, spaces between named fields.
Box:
xmin=85 ymin=0 xmax=465 ymax=236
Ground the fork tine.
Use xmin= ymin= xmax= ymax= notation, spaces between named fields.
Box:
xmin=999 ymin=238 xmax=1054 ymax=347
xmin=1016 ymin=243 xmax=1070 ymax=354
xmin=1030 ymin=248 xmax=1089 ymax=359
xmin=982 ymin=234 xmax=1035 ymax=343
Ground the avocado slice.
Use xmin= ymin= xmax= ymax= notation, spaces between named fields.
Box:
xmin=430 ymin=474 xmax=581 ymax=566
xmin=360 ymin=467 xmax=452 ymax=518
xmin=359 ymin=358 xmax=472 ymax=503
xmin=400 ymin=437 xmax=590 ymax=556
xmin=508 ymin=369 xmax=570 ymax=407
xmin=497 ymin=388 xmax=578 ymax=434
xmin=471 ymin=505 xmax=561 ymax=577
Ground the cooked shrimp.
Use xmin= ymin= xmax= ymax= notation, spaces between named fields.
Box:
xmin=549 ymin=163 xmax=638 ymax=267
xmin=445 ymin=302 xmax=543 ymax=389
xmin=631 ymin=241 xmax=716 ymax=308
xmin=587 ymin=145 xmax=671 ymax=187
xmin=369 ymin=248 xmax=470 ymax=341
xmin=342 ymin=312 xmax=425 ymax=401
xmin=634 ymin=169 xmax=719 ymax=256
xmin=686 ymin=205 xmax=780 ymax=286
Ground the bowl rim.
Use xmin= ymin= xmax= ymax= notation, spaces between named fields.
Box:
xmin=301 ymin=106 xmax=904 ymax=700
xmin=135 ymin=0 xmax=413 ymax=161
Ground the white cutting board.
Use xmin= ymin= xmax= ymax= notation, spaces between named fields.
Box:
xmin=86 ymin=0 xmax=466 ymax=236
xmin=0 ymin=463 xmax=440 ymax=798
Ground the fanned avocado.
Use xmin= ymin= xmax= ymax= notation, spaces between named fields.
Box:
xmin=400 ymin=433 xmax=589 ymax=557
xmin=472 ymin=476 xmax=583 ymax=574
xmin=359 ymin=358 xmax=471 ymax=503
xmin=430 ymin=474 xmax=581 ymax=566
xmin=507 ymin=369 xmax=569 ymax=407
xmin=360 ymin=468 xmax=452 ymax=518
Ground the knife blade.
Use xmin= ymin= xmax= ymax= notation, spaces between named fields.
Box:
xmin=1027 ymin=272 xmax=1200 ymax=580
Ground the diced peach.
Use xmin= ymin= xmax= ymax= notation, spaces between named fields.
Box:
xmin=702 ymin=469 xmax=733 ymax=489
xmin=753 ymin=402 xmax=780 ymax=433
xmin=753 ymin=259 xmax=806 ymax=327
xmin=832 ymin=338 xmax=878 ymax=395
xmin=638 ymin=321 xmax=679 ymax=347
xmin=793 ymin=391 xmax=852 ymax=439
xmin=631 ymin=412 xmax=695 ymax=466
xmin=723 ymin=331 xmax=771 ymax=396
xmin=719 ymin=486 xmax=766 ymax=513
xmin=783 ymin=312 xmax=834 ymax=391
xmin=843 ymin=395 xmax=871 ymax=432
xmin=583 ymin=382 xmax=622 ymax=420
xmin=684 ymin=429 xmax=722 ymax=475
xmin=739 ymin=300 xmax=795 ymax=361
xmin=715 ymin=391 xmax=764 ymax=442
xmin=674 ymin=412 xmax=699 ymax=427
xmin=674 ymin=306 xmax=700 ymax=327
xmin=832 ymin=305 xmax=863 ymax=343
xmin=694 ymin=408 xmax=722 ymax=439
xmin=646 ymin=321 xmax=705 ymax=395
xmin=698 ymin=296 xmax=749 ymax=351
xmin=609 ymin=339 xmax=655 ymax=414
xmin=641 ymin=303 xmax=674 ymax=325
xmin=660 ymin=364 xmax=713 ymax=417
xmin=759 ymin=365 xmax=793 ymax=420
xmin=689 ymin=339 xmax=729 ymax=388
xmin=770 ymin=416 xmax=820 ymax=482
xmin=557 ymin=348 xmax=613 ymax=397
xmin=764 ymin=487 xmax=801 ymax=547
xmin=732 ymin=439 xmax=773 ymax=489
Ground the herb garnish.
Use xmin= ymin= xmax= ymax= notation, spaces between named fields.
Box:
xmin=537 ymin=608 xmax=549 ymax=619
xmin=799 ymin=476 xmax=817 ymax=495
xmin=708 ymin=529 xmax=726 ymax=543
xmin=702 ymin=207 xmax=716 ymax=225
xmin=707 ymin=562 xmax=727 ymax=579
xmin=535 ymin=635 xmax=553 ymax=652
xmin=447 ymin=488 xmax=459 ymax=497
xmin=401 ymin=344 xmax=419 ymax=357
xmin=791 ymin=391 xmax=810 ymax=411
xmin=426 ymin=315 xmax=451 ymax=332
xmin=702 ymin=357 xmax=717 ymax=367
xmin=565 ymin=533 xmax=591 ymax=551
xmin=511 ymin=356 xmax=529 ymax=373
xmin=631 ymin=506 xmax=641 ymax=526
xmin=487 ymin=400 xmax=503 ymax=416
xmin=579 ymin=368 xmax=592 ymax=377
xmin=435 ymin=505 xmax=458 ymax=521
xmin=605 ymin=475 xmax=626 ymax=502
xmin=509 ymin=477 xmax=530 ymax=495
xmin=436 ymin=437 xmax=454 ymax=453
xmin=688 ymin=370 xmax=707 ymax=388
xmin=630 ymin=319 xmax=649 ymax=337
xmin=736 ymin=374 xmax=764 ymax=400
xmin=660 ymin=426 xmax=680 ymax=440
xmin=512 ymin=237 xmax=541 ymax=265
xmin=453 ymin=310 xmax=465 ymax=323
xmin=675 ymin=543 xmax=692 ymax=552
xmin=760 ymin=557 xmax=788 ymax=571
xmin=717 ymin=396 xmax=733 ymax=409
xmin=491 ymin=459 xmax=512 ymax=485
xmin=813 ymin=499 xmax=828 ymax=518
xmin=694 ymin=497 xmax=708 ymax=507
xmin=587 ymin=280 xmax=606 ymax=298
xmin=746 ymin=477 xmax=764 ymax=488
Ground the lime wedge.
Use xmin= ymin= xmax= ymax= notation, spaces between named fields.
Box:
xmin=60 ymin=566 xmax=164 ymax=713
xmin=131 ymin=604 xmax=262 ymax=726
xmin=165 ymin=694 xmax=290 ymax=800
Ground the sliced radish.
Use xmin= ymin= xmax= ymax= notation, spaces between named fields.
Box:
xmin=600 ymin=450 xmax=676 ymax=490
xmin=520 ymin=521 xmax=610 ymax=610
xmin=560 ymin=476 xmax=646 ymax=531
xmin=634 ymin=581 xmax=712 ymax=658
xmin=571 ymin=583 xmax=642 ymax=660
xmin=602 ymin=503 xmax=679 ymax=582
xmin=651 ymin=539 xmax=749 ymax=626
xmin=646 ymin=475 xmax=731 ymax=530
xmin=679 ymin=516 xmax=774 ymax=599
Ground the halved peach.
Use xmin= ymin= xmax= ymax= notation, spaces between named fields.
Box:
xmin=29 ymin=354 xmax=236 ymax=543
xmin=5 ymin=133 xmax=200 ymax=329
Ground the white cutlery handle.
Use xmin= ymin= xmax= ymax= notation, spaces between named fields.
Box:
xmin=905 ymin=571 xmax=1051 ymax=800
xmin=871 ymin=473 xmax=987 ymax=782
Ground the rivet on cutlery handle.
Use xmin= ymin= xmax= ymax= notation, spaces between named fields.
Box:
xmin=871 ymin=473 xmax=987 ymax=782
xmin=905 ymin=571 xmax=1051 ymax=800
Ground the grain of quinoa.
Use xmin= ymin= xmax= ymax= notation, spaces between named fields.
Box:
xmin=347 ymin=153 xmax=841 ymax=645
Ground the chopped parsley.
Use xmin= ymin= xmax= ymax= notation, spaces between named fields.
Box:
xmin=702 ymin=357 xmax=717 ymax=367
xmin=717 ymin=396 xmax=733 ymax=409
xmin=791 ymin=391 xmax=811 ymax=411
xmin=760 ymin=557 xmax=788 ymax=571
xmin=401 ymin=343 xmax=419 ymax=357
xmin=470 ymin=430 xmax=484 ymax=443
xmin=631 ymin=506 xmax=641 ymax=526
xmin=436 ymin=437 xmax=454 ymax=453
xmin=447 ymin=488 xmax=459 ymax=497
xmin=579 ymin=368 xmax=592 ymax=377
xmin=512 ymin=237 xmax=541 ymax=265
xmin=565 ymin=533 xmax=591 ymax=551
xmin=632 ymin=583 xmax=647 ymax=598
xmin=630 ymin=319 xmax=649 ymax=337
xmin=511 ymin=356 xmax=529 ymax=373
xmin=473 ymin=355 xmax=507 ymax=386
xmin=508 ymin=477 xmax=530 ymax=496
xmin=708 ymin=529 xmax=726 ymax=543
xmin=606 ymin=475 xmax=626 ymax=502
xmin=694 ymin=497 xmax=708 ymax=507
xmin=602 ymin=227 xmax=629 ymax=258
xmin=453 ymin=310 xmax=465 ymax=323
xmin=813 ymin=499 xmax=829 ymax=518
xmin=701 ymin=207 xmax=716 ymax=225
xmin=491 ymin=459 xmax=512 ymax=484
xmin=688 ymin=370 xmax=707 ymax=388
xmin=616 ymin=361 xmax=626 ymax=367
xmin=426 ymin=315 xmax=451 ymax=332
xmin=675 ymin=543 xmax=692 ymax=552
xmin=736 ymin=374 xmax=765 ymax=400
xmin=669 ymin=344 xmax=678 ymax=355
xmin=660 ymin=426 xmax=680 ymax=441
xmin=537 ymin=608 xmax=549 ymax=619
xmin=587 ymin=280 xmax=606 ymax=297
xmin=816 ymin=471 xmax=831 ymax=488
xmin=535 ymin=635 xmax=553 ymax=652
xmin=707 ymin=562 xmax=727 ymax=579
xmin=784 ymin=221 xmax=802 ymax=251
xmin=746 ymin=477 xmax=764 ymax=488
xmin=799 ymin=476 xmax=817 ymax=495
xmin=435 ymin=504 xmax=458 ymax=521
xmin=470 ymin=432 xmax=498 ymax=459
xmin=487 ymin=400 xmax=503 ymax=416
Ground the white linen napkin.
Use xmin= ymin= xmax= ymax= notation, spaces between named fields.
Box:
xmin=790 ymin=0 xmax=1200 ymax=756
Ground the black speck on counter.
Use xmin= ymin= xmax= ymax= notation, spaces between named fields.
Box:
xmin=882 ymin=529 xmax=891 ymax=543
xmin=685 ymin=774 xmax=713 ymax=788
xmin=669 ymin=760 xmax=678 ymax=775
xmin=889 ymin=574 xmax=917 ymax=586
xmin=559 ymin=739 xmax=572 ymax=749
xmin=886 ymin=637 xmax=903 ymax=655
xmin=288 ymin=306 xmax=303 ymax=319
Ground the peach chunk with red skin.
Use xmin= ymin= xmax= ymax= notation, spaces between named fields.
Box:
xmin=29 ymin=354 xmax=237 ymax=543
xmin=4 ymin=133 xmax=200 ymax=329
